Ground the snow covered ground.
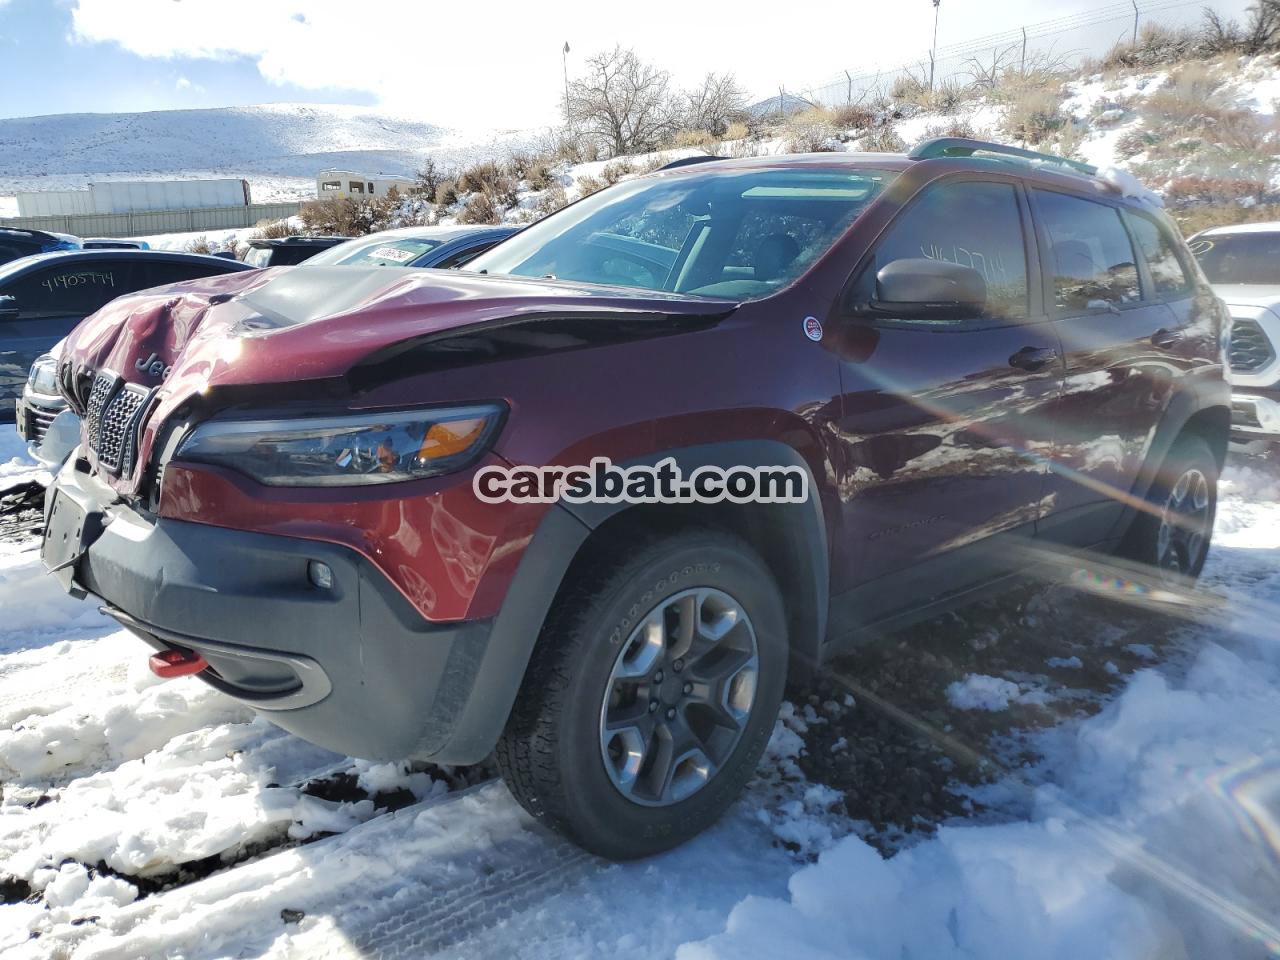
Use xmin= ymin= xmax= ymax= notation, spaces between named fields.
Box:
xmin=0 ymin=103 xmax=542 ymax=215
xmin=1 ymin=428 xmax=1277 ymax=959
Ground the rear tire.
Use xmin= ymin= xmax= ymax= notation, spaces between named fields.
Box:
xmin=495 ymin=528 xmax=787 ymax=860
xmin=1121 ymin=433 xmax=1218 ymax=581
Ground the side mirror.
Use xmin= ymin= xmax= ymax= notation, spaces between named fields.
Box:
xmin=872 ymin=258 xmax=987 ymax=319
xmin=0 ymin=295 xmax=18 ymax=322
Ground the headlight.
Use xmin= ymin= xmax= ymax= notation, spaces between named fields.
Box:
xmin=176 ymin=404 xmax=504 ymax=486
xmin=27 ymin=355 xmax=59 ymax=395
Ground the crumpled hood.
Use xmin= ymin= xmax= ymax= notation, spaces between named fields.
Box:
xmin=60 ymin=265 xmax=733 ymax=492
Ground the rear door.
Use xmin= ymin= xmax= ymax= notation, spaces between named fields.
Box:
xmin=829 ymin=175 xmax=1064 ymax=631
xmin=0 ymin=259 xmax=136 ymax=405
xmin=1029 ymin=188 xmax=1184 ymax=549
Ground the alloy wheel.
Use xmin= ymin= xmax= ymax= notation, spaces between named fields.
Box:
xmin=1156 ymin=467 xmax=1212 ymax=578
xmin=599 ymin=587 xmax=759 ymax=807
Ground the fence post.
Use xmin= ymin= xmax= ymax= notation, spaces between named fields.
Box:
xmin=1132 ymin=0 xmax=1139 ymax=45
xmin=928 ymin=51 xmax=935 ymax=92
xmin=1021 ymin=27 xmax=1027 ymax=75
xmin=845 ymin=70 xmax=853 ymax=104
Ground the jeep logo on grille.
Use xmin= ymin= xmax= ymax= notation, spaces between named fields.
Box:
xmin=135 ymin=352 xmax=173 ymax=381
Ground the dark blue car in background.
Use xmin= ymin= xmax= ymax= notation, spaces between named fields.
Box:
xmin=0 ymin=227 xmax=80 ymax=267
xmin=6 ymin=249 xmax=255 ymax=431
xmin=302 ymin=224 xmax=518 ymax=268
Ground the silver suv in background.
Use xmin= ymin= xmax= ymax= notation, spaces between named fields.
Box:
xmin=1190 ymin=223 xmax=1280 ymax=452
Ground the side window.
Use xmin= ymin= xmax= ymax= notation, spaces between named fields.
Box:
xmin=132 ymin=261 xmax=229 ymax=290
xmin=1125 ymin=211 xmax=1194 ymax=299
xmin=868 ymin=181 xmax=1029 ymax=320
xmin=434 ymin=241 xmax=495 ymax=270
xmin=1033 ymin=190 xmax=1140 ymax=312
xmin=3 ymin=263 xmax=133 ymax=319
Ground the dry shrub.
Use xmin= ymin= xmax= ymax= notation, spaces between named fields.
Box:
xmin=504 ymin=151 xmax=535 ymax=181
xmin=601 ymin=160 xmax=634 ymax=185
xmin=576 ymin=173 xmax=607 ymax=197
xmin=785 ymin=109 xmax=840 ymax=152
xmin=457 ymin=191 xmax=501 ymax=225
xmin=1002 ymin=87 xmax=1065 ymax=145
xmin=889 ymin=71 xmax=930 ymax=106
xmin=517 ymin=183 xmax=570 ymax=223
xmin=184 ymin=235 xmax=213 ymax=255
xmin=636 ymin=153 xmax=671 ymax=174
xmin=859 ymin=123 xmax=907 ymax=153
xmin=829 ymin=103 xmax=877 ymax=130
xmin=299 ymin=193 xmax=400 ymax=236
xmin=523 ymin=160 xmax=555 ymax=190
xmin=1164 ymin=174 xmax=1271 ymax=205
xmin=252 ymin=218 xmax=300 ymax=239
xmin=457 ymin=160 xmax=504 ymax=194
xmin=1169 ymin=201 xmax=1280 ymax=234
xmin=669 ymin=128 xmax=718 ymax=149
xmin=434 ymin=179 xmax=459 ymax=207
xmin=722 ymin=120 xmax=750 ymax=141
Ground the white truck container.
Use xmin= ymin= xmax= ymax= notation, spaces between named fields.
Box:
xmin=15 ymin=179 xmax=251 ymax=216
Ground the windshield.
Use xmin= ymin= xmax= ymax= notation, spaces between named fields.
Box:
xmin=243 ymin=246 xmax=274 ymax=269
xmin=1191 ymin=231 xmax=1280 ymax=285
xmin=305 ymin=235 xmax=443 ymax=267
xmin=465 ymin=167 xmax=897 ymax=300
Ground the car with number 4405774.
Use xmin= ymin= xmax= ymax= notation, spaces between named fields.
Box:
xmin=41 ymin=140 xmax=1228 ymax=859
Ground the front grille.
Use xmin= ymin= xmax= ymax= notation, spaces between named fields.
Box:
xmin=95 ymin=386 xmax=148 ymax=472
xmin=1229 ymin=319 xmax=1276 ymax=373
xmin=24 ymin=403 xmax=59 ymax=444
xmin=83 ymin=372 xmax=115 ymax=441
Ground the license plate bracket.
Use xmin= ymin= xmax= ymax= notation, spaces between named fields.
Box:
xmin=41 ymin=488 xmax=103 ymax=596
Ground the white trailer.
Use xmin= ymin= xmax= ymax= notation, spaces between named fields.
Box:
xmin=316 ymin=170 xmax=416 ymax=200
xmin=14 ymin=179 xmax=251 ymax=217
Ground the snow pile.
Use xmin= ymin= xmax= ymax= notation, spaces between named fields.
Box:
xmin=946 ymin=673 xmax=1049 ymax=711
xmin=0 ymin=428 xmax=47 ymax=488
xmin=681 ymin=491 xmax=1280 ymax=960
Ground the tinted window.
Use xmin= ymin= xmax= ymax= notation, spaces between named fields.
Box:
xmin=305 ymin=236 xmax=443 ymax=267
xmin=1125 ymin=211 xmax=1193 ymax=298
xmin=870 ymin=180 xmax=1028 ymax=320
xmin=133 ymin=260 xmax=234 ymax=289
xmin=1034 ymin=190 xmax=1140 ymax=311
xmin=467 ymin=168 xmax=898 ymax=301
xmin=433 ymin=240 xmax=501 ymax=269
xmin=1191 ymin=231 xmax=1280 ymax=285
xmin=2 ymin=262 xmax=133 ymax=319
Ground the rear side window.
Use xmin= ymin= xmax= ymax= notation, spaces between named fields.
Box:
xmin=134 ymin=261 xmax=233 ymax=288
xmin=1033 ymin=190 xmax=1140 ymax=311
xmin=869 ymin=180 xmax=1029 ymax=320
xmin=1125 ymin=211 xmax=1194 ymax=299
xmin=2 ymin=262 xmax=134 ymax=319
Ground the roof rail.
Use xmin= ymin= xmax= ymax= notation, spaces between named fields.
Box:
xmin=659 ymin=155 xmax=726 ymax=171
xmin=909 ymin=137 xmax=1097 ymax=177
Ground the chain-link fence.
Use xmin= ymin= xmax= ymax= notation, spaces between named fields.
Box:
xmin=769 ymin=0 xmax=1238 ymax=114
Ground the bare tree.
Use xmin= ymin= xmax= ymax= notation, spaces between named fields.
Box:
xmin=566 ymin=46 xmax=680 ymax=156
xmin=683 ymin=72 xmax=749 ymax=137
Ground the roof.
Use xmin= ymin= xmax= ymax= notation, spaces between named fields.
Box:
xmin=247 ymin=235 xmax=347 ymax=248
xmin=0 ymin=248 xmax=254 ymax=279
xmin=363 ymin=224 xmax=520 ymax=242
xmin=1193 ymin=221 xmax=1280 ymax=238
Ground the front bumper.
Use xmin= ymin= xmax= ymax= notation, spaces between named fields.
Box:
xmin=15 ymin=387 xmax=67 ymax=446
xmin=43 ymin=458 xmax=497 ymax=761
xmin=1229 ymin=389 xmax=1280 ymax=444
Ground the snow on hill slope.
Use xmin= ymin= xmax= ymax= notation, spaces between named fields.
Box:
xmin=0 ymin=103 xmax=537 ymax=209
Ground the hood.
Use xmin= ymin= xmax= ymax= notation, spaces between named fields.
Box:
xmin=60 ymin=265 xmax=733 ymax=493
xmin=1210 ymin=284 xmax=1280 ymax=310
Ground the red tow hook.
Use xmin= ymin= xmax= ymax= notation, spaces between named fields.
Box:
xmin=149 ymin=649 xmax=209 ymax=679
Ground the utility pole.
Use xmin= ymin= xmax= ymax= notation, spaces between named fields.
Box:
xmin=929 ymin=0 xmax=941 ymax=91
xmin=1021 ymin=27 xmax=1027 ymax=76
xmin=562 ymin=41 xmax=571 ymax=122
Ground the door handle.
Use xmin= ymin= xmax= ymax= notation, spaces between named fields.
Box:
xmin=1151 ymin=327 xmax=1184 ymax=349
xmin=1008 ymin=346 xmax=1059 ymax=372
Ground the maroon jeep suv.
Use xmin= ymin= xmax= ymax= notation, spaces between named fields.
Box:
xmin=42 ymin=139 xmax=1229 ymax=859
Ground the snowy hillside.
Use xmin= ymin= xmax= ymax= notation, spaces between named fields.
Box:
xmin=0 ymin=103 xmax=537 ymax=211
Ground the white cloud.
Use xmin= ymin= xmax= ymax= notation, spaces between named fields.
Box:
xmin=67 ymin=0 xmax=1121 ymax=129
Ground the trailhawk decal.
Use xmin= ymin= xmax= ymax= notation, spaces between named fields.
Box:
xmin=803 ymin=316 xmax=823 ymax=341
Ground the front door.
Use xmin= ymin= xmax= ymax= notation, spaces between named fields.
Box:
xmin=828 ymin=176 xmax=1064 ymax=634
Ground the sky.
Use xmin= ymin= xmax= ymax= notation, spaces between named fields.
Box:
xmin=0 ymin=0 xmax=1257 ymax=128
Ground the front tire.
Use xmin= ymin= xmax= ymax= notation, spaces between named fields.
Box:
xmin=495 ymin=528 xmax=787 ymax=860
xmin=1122 ymin=433 xmax=1218 ymax=581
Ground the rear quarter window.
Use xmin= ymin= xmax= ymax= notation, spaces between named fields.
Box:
xmin=1125 ymin=211 xmax=1194 ymax=299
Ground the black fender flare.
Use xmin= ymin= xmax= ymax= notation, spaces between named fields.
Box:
xmin=433 ymin=440 xmax=831 ymax=764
